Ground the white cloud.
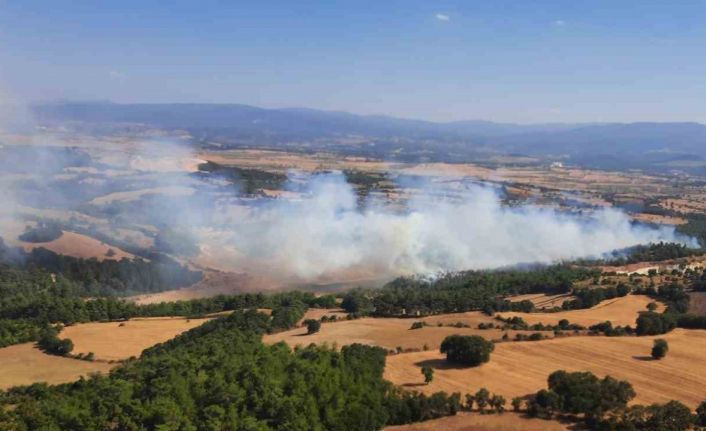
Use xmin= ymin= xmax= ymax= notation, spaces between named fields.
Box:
xmin=554 ymin=20 xmax=566 ymax=26
xmin=435 ymin=13 xmax=450 ymax=22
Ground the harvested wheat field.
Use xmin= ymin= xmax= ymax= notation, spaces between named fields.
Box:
xmin=61 ymin=316 xmax=212 ymax=361
xmin=497 ymin=295 xmax=663 ymax=328
xmin=383 ymin=412 xmax=568 ymax=431
xmin=299 ymin=308 xmax=349 ymax=322
xmin=20 ymin=231 xmax=135 ymax=261
xmin=507 ymin=293 xmax=573 ymax=309
xmin=0 ymin=343 xmax=114 ymax=390
xmin=385 ymin=328 xmax=706 ymax=409
xmin=264 ymin=313 xmax=549 ymax=351
xmin=129 ymin=270 xmax=282 ymax=304
xmin=89 ymin=186 xmax=195 ymax=205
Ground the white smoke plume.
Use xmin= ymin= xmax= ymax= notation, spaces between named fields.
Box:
xmin=200 ymin=172 xmax=692 ymax=280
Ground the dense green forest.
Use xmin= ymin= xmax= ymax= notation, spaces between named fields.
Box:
xmin=343 ymin=265 xmax=598 ymax=317
xmin=599 ymin=242 xmax=704 ymax=266
xmin=0 ymin=237 xmax=202 ymax=296
xmin=0 ymin=310 xmax=466 ymax=430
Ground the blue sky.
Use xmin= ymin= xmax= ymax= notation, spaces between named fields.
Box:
xmin=1 ymin=0 xmax=705 ymax=123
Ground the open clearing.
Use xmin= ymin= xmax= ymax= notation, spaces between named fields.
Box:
xmin=299 ymin=308 xmax=349 ymax=322
xmin=0 ymin=343 xmax=114 ymax=390
xmin=62 ymin=316 xmax=212 ymax=361
xmin=20 ymin=231 xmax=135 ymax=261
xmin=507 ymin=293 xmax=573 ymax=309
xmin=497 ymin=295 xmax=662 ymax=327
xmin=264 ymin=312 xmax=551 ymax=351
xmin=383 ymin=412 xmax=568 ymax=431
xmin=384 ymin=328 xmax=706 ymax=409
xmin=129 ymin=270 xmax=283 ymax=304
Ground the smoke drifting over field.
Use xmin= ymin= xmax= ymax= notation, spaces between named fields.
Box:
xmin=203 ymin=173 xmax=689 ymax=279
xmin=0 ymin=107 xmax=693 ymax=282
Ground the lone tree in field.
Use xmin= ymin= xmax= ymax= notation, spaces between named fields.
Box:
xmin=304 ymin=319 xmax=321 ymax=335
xmin=421 ymin=366 xmax=434 ymax=384
xmin=440 ymin=335 xmax=494 ymax=366
xmin=651 ymin=339 xmax=669 ymax=360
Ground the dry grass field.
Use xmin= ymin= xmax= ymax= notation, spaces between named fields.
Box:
xmin=630 ymin=212 xmax=687 ymax=225
xmin=20 ymin=231 xmax=135 ymax=261
xmin=62 ymin=316 xmax=212 ymax=361
xmin=129 ymin=270 xmax=282 ymax=304
xmin=89 ymin=186 xmax=195 ymax=205
xmin=0 ymin=343 xmax=114 ymax=390
xmin=384 ymin=328 xmax=706 ymax=409
xmin=383 ymin=412 xmax=569 ymax=431
xmin=200 ymin=149 xmax=396 ymax=174
xmin=299 ymin=308 xmax=349 ymax=322
xmin=497 ymin=295 xmax=662 ymax=328
xmin=507 ymin=293 xmax=573 ymax=309
xmin=264 ymin=312 xmax=551 ymax=351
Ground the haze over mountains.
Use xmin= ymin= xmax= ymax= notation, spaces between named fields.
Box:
xmin=32 ymin=101 xmax=706 ymax=174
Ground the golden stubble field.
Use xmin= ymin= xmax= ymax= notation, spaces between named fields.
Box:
xmin=266 ymin=295 xmax=660 ymax=352
xmin=0 ymin=315 xmax=217 ymax=389
xmin=498 ymin=294 xmax=662 ymax=328
xmin=19 ymin=231 xmax=135 ymax=261
xmin=384 ymin=328 xmax=706 ymax=409
xmin=61 ymin=316 xmax=213 ymax=361
xmin=0 ymin=343 xmax=114 ymax=390
xmin=383 ymin=412 xmax=569 ymax=431
xmin=264 ymin=311 xmax=525 ymax=351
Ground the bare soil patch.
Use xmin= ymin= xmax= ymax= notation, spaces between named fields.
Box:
xmin=688 ymin=292 xmax=706 ymax=315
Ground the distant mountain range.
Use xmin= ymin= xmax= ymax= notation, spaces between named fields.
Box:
xmin=31 ymin=101 xmax=706 ymax=174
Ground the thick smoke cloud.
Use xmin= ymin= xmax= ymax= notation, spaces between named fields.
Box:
xmin=200 ymin=172 xmax=691 ymax=280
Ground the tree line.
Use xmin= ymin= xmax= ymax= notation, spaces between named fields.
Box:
xmin=0 ymin=258 xmax=335 ymax=348
xmin=342 ymin=265 xmax=598 ymax=317
xmin=523 ymin=370 xmax=706 ymax=431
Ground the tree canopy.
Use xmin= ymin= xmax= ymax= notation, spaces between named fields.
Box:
xmin=440 ymin=335 xmax=494 ymax=367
